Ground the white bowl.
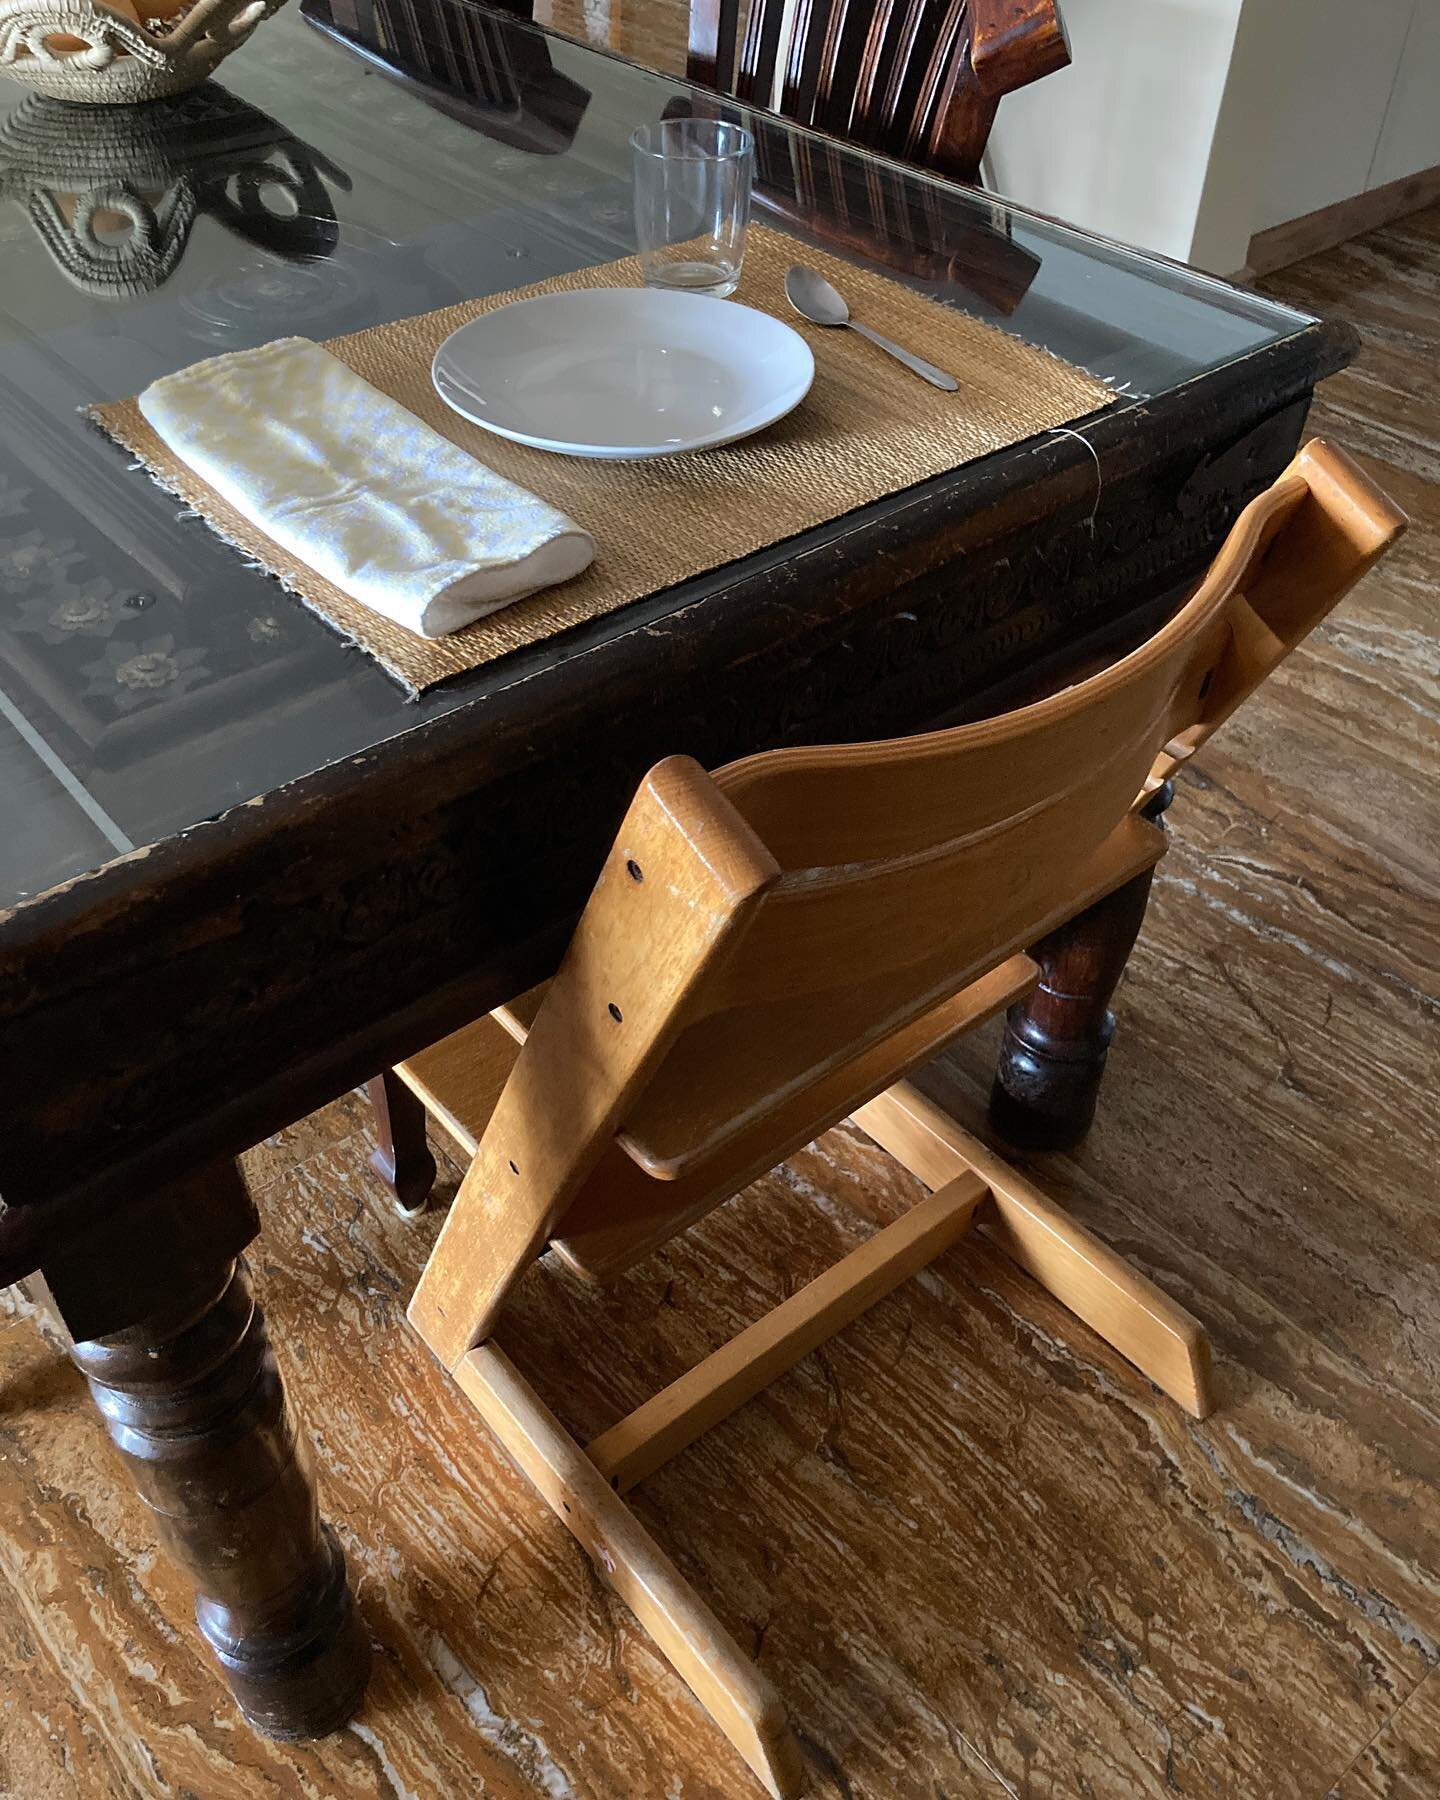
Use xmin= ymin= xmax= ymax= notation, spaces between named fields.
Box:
xmin=432 ymin=285 xmax=814 ymax=460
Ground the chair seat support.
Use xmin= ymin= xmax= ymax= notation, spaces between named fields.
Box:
xmin=852 ymin=1082 xmax=1214 ymax=1418
xmin=456 ymin=1342 xmax=807 ymax=1800
xmin=586 ymin=1168 xmax=990 ymax=1493
xmin=422 ymin=1077 xmax=1213 ymax=1797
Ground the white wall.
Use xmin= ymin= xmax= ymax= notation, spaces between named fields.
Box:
xmin=985 ymin=0 xmax=1248 ymax=267
xmin=985 ymin=0 xmax=1440 ymax=275
xmin=1256 ymin=0 xmax=1418 ymax=229
xmin=1187 ymin=0 xmax=1301 ymax=272
xmin=1372 ymin=0 xmax=1440 ymax=187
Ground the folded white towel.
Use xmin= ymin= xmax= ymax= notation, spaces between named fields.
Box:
xmin=138 ymin=336 xmax=595 ymax=639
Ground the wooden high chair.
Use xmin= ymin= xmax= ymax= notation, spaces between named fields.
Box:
xmin=397 ymin=442 xmax=1403 ymax=1796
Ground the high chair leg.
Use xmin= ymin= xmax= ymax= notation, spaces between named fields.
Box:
xmin=456 ymin=1344 xmax=807 ymax=1800
xmin=435 ymin=1174 xmax=987 ymax=1796
xmin=422 ymin=1085 xmax=1207 ymax=1800
xmin=852 ymin=1082 xmax=1214 ymax=1419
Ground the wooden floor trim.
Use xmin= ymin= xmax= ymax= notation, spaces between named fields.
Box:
xmin=1245 ymin=164 xmax=1440 ymax=277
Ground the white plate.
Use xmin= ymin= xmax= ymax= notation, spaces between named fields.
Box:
xmin=431 ymin=286 xmax=814 ymax=459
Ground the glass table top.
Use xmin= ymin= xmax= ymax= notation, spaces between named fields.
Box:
xmin=0 ymin=0 xmax=1314 ymax=908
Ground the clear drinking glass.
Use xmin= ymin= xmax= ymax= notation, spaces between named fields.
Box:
xmin=631 ymin=118 xmax=754 ymax=298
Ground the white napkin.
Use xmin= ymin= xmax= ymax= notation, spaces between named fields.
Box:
xmin=138 ymin=336 xmax=595 ymax=639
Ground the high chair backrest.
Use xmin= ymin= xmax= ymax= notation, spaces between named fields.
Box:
xmin=411 ymin=440 xmax=1404 ymax=1368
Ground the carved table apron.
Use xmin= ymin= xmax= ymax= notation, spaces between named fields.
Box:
xmin=0 ymin=317 xmax=1354 ymax=1734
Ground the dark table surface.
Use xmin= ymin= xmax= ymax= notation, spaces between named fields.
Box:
xmin=0 ymin=0 xmax=1312 ymax=911
xmin=0 ymin=0 xmax=1352 ymax=1245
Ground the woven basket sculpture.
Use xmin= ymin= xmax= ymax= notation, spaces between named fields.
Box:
xmin=0 ymin=0 xmax=287 ymax=102
xmin=0 ymin=84 xmax=348 ymax=295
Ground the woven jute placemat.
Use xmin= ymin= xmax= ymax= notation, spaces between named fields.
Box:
xmin=91 ymin=225 xmax=1114 ymax=697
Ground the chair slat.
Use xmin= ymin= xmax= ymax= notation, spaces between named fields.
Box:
xmin=687 ymin=0 xmax=1068 ymax=182
xmin=806 ymin=0 xmax=872 ymax=138
xmin=398 ymin=1014 xmax=521 ymax=1160
xmin=871 ymin=0 xmax=947 ymax=147
xmin=688 ymin=0 xmax=734 ymax=90
xmin=779 ymin=0 xmax=830 ymax=121
xmin=736 ymin=0 xmax=791 ymax=108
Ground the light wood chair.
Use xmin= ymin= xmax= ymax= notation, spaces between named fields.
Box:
xmin=395 ymin=441 xmax=1403 ymax=1796
xmin=689 ymin=0 xmax=1070 ymax=184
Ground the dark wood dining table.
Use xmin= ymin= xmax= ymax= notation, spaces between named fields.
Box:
xmin=0 ymin=0 xmax=1355 ymax=1739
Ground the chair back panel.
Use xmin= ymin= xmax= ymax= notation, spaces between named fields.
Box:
xmin=617 ymin=442 xmax=1402 ymax=1171
xmin=1149 ymin=439 xmax=1401 ymax=784
xmin=618 ymin=624 xmax=1195 ymax=1172
xmin=716 ymin=663 xmax=1175 ymax=992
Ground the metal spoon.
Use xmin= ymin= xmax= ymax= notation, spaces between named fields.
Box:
xmin=784 ymin=265 xmax=959 ymax=392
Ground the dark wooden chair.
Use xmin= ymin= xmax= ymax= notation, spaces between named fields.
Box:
xmin=690 ymin=0 xmax=1070 ymax=185
xmin=376 ymin=441 xmax=1400 ymax=1792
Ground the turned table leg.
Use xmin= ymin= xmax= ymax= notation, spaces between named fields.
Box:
xmin=991 ymin=783 xmax=1174 ymax=1150
xmin=68 ymin=1254 xmax=371 ymax=1738
xmin=367 ymin=1070 xmax=437 ymax=1217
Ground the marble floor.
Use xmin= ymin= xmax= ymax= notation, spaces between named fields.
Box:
xmin=2 ymin=114 xmax=1437 ymax=1800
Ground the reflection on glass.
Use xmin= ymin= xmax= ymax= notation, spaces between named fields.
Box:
xmin=177 ymin=223 xmax=416 ymax=347
xmin=0 ymin=2 xmax=1316 ymax=910
xmin=301 ymin=0 xmax=590 ymax=156
xmin=0 ymin=81 xmax=352 ymax=298
xmin=749 ymin=124 xmax=1042 ymax=317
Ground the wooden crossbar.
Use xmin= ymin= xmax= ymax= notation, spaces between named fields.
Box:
xmin=852 ymin=1083 xmax=1214 ymax=1418
xmin=586 ymin=1170 xmax=989 ymax=1493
